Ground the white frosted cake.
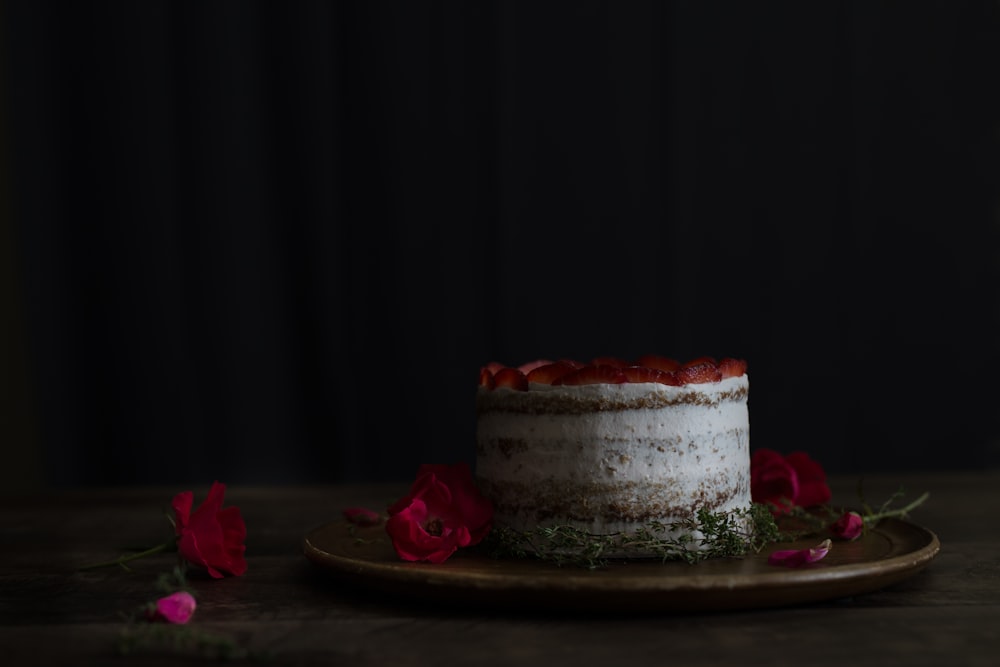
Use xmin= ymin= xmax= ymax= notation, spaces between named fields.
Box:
xmin=475 ymin=355 xmax=752 ymax=560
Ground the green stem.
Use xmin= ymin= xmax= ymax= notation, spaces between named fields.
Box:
xmin=78 ymin=541 xmax=175 ymax=572
xmin=863 ymin=491 xmax=930 ymax=525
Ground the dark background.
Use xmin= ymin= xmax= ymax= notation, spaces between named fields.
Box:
xmin=2 ymin=1 xmax=999 ymax=490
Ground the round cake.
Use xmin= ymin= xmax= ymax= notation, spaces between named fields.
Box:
xmin=474 ymin=355 xmax=752 ymax=560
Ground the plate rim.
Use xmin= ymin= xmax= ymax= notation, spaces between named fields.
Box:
xmin=302 ymin=517 xmax=940 ymax=612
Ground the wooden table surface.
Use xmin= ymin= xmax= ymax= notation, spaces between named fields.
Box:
xmin=2 ymin=471 xmax=997 ymax=666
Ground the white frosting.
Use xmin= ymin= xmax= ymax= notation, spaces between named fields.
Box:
xmin=475 ymin=375 xmax=751 ymax=557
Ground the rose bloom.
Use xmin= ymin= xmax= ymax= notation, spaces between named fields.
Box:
xmin=830 ymin=510 xmax=865 ymax=540
xmin=385 ymin=462 xmax=494 ymax=564
xmin=172 ymin=481 xmax=247 ymax=578
xmin=751 ymin=448 xmax=832 ymax=515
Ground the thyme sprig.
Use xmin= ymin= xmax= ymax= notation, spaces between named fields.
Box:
xmin=484 ymin=504 xmax=779 ymax=569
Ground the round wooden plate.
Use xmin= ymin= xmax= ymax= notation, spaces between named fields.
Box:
xmin=302 ymin=518 xmax=939 ymax=612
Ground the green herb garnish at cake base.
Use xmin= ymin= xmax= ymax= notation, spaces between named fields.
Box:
xmin=483 ymin=503 xmax=780 ymax=570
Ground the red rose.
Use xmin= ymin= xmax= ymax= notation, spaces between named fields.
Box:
xmin=750 ymin=448 xmax=831 ymax=515
xmin=385 ymin=462 xmax=494 ymax=563
xmin=830 ymin=510 xmax=865 ymax=541
xmin=171 ymin=481 xmax=247 ymax=578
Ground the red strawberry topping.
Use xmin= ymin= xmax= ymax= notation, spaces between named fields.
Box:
xmin=682 ymin=355 xmax=718 ymax=368
xmin=621 ymin=366 xmax=673 ymax=384
xmin=493 ymin=367 xmax=529 ymax=391
xmin=555 ymin=364 xmax=627 ymax=386
xmin=518 ymin=359 xmax=554 ymax=374
xmin=718 ymin=357 xmax=748 ymax=379
xmin=635 ymin=354 xmax=682 ymax=372
xmin=526 ymin=361 xmax=578 ymax=385
xmin=589 ymin=356 xmax=629 ymax=368
xmin=676 ymin=362 xmax=723 ymax=384
xmin=479 ymin=355 xmax=745 ymax=389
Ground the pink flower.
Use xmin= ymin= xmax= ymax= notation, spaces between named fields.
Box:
xmin=830 ymin=511 xmax=865 ymax=540
xmin=768 ymin=539 xmax=832 ymax=568
xmin=343 ymin=506 xmax=382 ymax=526
xmin=385 ymin=463 xmax=494 ymax=563
xmin=172 ymin=481 xmax=247 ymax=578
xmin=149 ymin=591 xmax=197 ymax=624
xmin=751 ymin=449 xmax=832 ymax=515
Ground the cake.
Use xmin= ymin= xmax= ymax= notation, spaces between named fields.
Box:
xmin=474 ymin=355 xmax=752 ymax=561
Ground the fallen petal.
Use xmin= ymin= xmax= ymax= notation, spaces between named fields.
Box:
xmin=343 ymin=506 xmax=382 ymax=526
xmin=153 ymin=591 xmax=197 ymax=624
xmin=767 ymin=539 xmax=832 ymax=568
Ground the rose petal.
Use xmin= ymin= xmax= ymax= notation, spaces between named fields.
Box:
xmin=343 ymin=507 xmax=382 ymax=526
xmin=768 ymin=539 xmax=832 ymax=568
xmin=152 ymin=591 xmax=196 ymax=624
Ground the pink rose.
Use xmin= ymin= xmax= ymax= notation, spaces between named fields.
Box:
xmin=830 ymin=510 xmax=864 ymax=540
xmin=172 ymin=481 xmax=247 ymax=578
xmin=148 ymin=591 xmax=197 ymax=624
xmin=385 ymin=463 xmax=494 ymax=563
xmin=751 ymin=449 xmax=832 ymax=515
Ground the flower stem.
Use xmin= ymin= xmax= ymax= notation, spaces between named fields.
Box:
xmin=79 ymin=541 xmax=175 ymax=572
xmin=863 ymin=491 xmax=930 ymax=525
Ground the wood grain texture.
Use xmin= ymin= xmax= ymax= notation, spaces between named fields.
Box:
xmin=1 ymin=473 xmax=998 ymax=666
